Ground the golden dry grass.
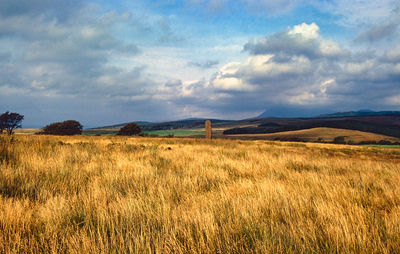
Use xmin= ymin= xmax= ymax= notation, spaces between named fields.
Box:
xmin=228 ymin=127 xmax=400 ymax=142
xmin=13 ymin=128 xmax=39 ymax=135
xmin=1 ymin=134 xmax=400 ymax=253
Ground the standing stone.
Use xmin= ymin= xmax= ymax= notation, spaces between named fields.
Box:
xmin=205 ymin=120 xmax=212 ymax=139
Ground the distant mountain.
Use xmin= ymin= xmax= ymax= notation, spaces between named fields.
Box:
xmin=318 ymin=110 xmax=400 ymax=118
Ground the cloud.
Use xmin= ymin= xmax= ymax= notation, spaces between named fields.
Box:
xmin=240 ymin=0 xmax=300 ymax=16
xmin=157 ymin=17 xmax=184 ymax=43
xmin=182 ymin=23 xmax=400 ymax=117
xmin=0 ymin=0 xmax=83 ymax=20
xmin=317 ymin=0 xmax=400 ymax=27
xmin=188 ymin=60 xmax=219 ymax=69
xmin=385 ymin=94 xmax=400 ymax=105
xmin=384 ymin=45 xmax=400 ymax=62
xmin=0 ymin=1 xmax=176 ymax=127
xmin=1 ymin=1 xmax=400 ymax=125
xmin=184 ymin=0 xmax=301 ymax=16
xmin=243 ymin=23 xmax=346 ymax=59
xmin=354 ymin=21 xmax=399 ymax=43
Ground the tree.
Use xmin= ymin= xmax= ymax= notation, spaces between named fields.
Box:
xmin=0 ymin=111 xmax=24 ymax=135
xmin=117 ymin=123 xmax=141 ymax=136
xmin=39 ymin=120 xmax=83 ymax=135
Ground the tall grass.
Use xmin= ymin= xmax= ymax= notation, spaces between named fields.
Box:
xmin=1 ymin=135 xmax=400 ymax=253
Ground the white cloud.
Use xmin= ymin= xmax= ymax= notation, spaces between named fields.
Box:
xmin=213 ymin=77 xmax=249 ymax=91
xmin=319 ymin=41 xmax=344 ymax=57
xmin=288 ymin=22 xmax=320 ymax=40
xmin=287 ymin=92 xmax=316 ymax=105
xmin=320 ymin=79 xmax=335 ymax=94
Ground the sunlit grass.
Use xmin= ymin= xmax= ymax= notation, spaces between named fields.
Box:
xmin=1 ymin=135 xmax=400 ymax=253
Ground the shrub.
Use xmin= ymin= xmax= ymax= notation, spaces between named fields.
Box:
xmin=38 ymin=120 xmax=83 ymax=135
xmin=347 ymin=140 xmax=356 ymax=145
xmin=333 ymin=136 xmax=346 ymax=144
xmin=358 ymin=140 xmax=377 ymax=145
xmin=117 ymin=123 xmax=141 ymax=136
xmin=377 ymin=140 xmax=393 ymax=145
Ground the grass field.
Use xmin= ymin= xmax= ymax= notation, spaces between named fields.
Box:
xmin=228 ymin=127 xmax=400 ymax=143
xmin=14 ymin=128 xmax=39 ymax=135
xmin=1 ymin=135 xmax=400 ymax=253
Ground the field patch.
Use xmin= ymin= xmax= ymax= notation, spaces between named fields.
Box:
xmin=144 ymin=129 xmax=204 ymax=136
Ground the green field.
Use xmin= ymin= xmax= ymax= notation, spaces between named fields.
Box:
xmin=82 ymin=130 xmax=117 ymax=136
xmin=144 ymin=129 xmax=204 ymax=136
xmin=82 ymin=129 xmax=204 ymax=137
xmin=367 ymin=145 xmax=400 ymax=148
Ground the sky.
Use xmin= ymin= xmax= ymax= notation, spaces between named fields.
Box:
xmin=0 ymin=0 xmax=399 ymax=127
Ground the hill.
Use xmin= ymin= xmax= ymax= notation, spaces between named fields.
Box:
xmin=257 ymin=109 xmax=400 ymax=119
xmin=318 ymin=110 xmax=400 ymax=118
xmin=226 ymin=127 xmax=400 ymax=143
xmin=223 ymin=115 xmax=400 ymax=138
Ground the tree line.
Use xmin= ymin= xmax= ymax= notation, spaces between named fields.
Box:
xmin=0 ymin=111 xmax=141 ymax=136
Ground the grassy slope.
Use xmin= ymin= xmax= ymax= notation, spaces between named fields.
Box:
xmin=227 ymin=127 xmax=400 ymax=142
xmin=1 ymin=135 xmax=400 ymax=253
